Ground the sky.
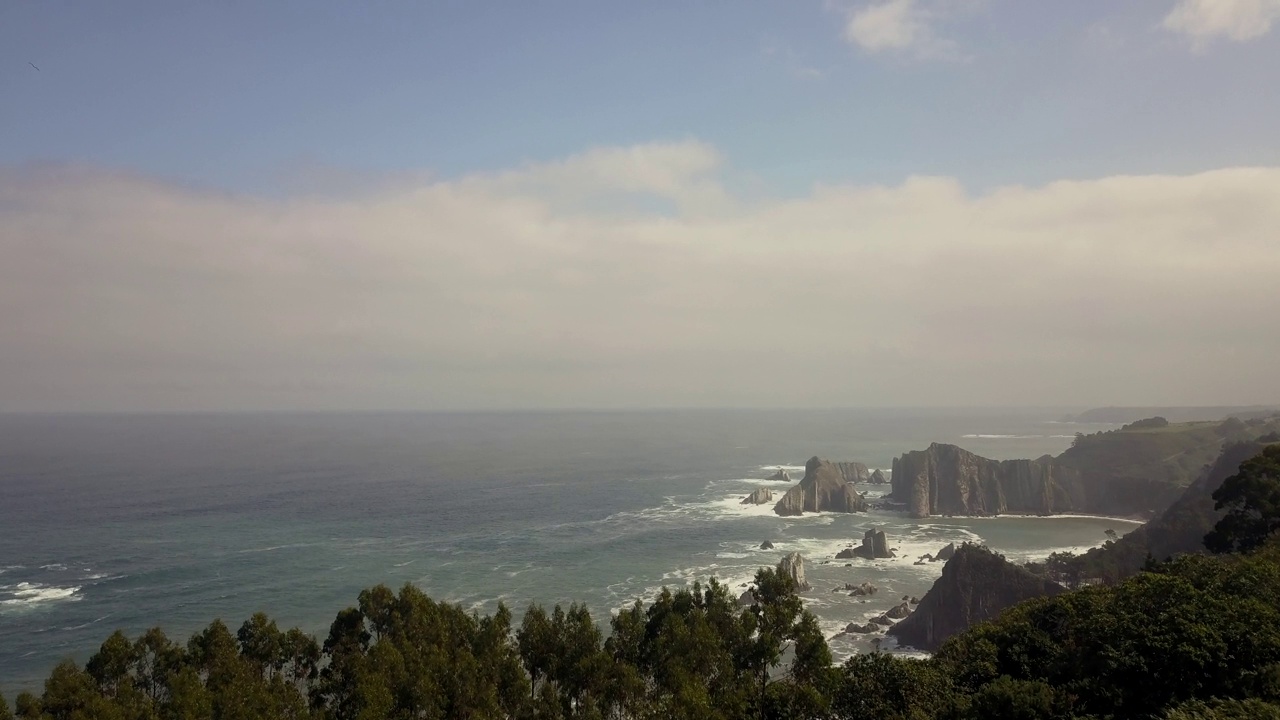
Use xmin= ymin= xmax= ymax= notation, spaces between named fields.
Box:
xmin=1 ymin=0 xmax=1279 ymax=411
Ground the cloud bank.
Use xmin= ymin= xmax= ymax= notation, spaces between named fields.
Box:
xmin=2 ymin=142 xmax=1279 ymax=411
xmin=843 ymin=0 xmax=959 ymax=59
xmin=1164 ymin=0 xmax=1280 ymax=47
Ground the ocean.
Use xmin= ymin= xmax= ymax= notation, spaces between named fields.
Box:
xmin=0 ymin=408 xmax=1137 ymax=693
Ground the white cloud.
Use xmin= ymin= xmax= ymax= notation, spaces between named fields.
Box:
xmin=1163 ymin=0 xmax=1280 ymax=47
xmin=2 ymin=144 xmax=1279 ymax=411
xmin=842 ymin=0 xmax=960 ymax=59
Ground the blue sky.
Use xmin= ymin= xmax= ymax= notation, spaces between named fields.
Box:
xmin=2 ymin=1 xmax=1280 ymax=411
xmin=5 ymin=1 xmax=1277 ymax=194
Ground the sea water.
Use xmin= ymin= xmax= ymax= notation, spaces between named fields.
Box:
xmin=0 ymin=409 xmax=1134 ymax=693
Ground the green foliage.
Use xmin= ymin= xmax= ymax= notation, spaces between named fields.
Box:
xmin=1206 ymin=445 xmax=1280 ymax=554
xmin=15 ymin=539 xmax=1280 ymax=720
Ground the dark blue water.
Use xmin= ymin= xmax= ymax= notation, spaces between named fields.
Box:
xmin=0 ymin=409 xmax=1128 ymax=693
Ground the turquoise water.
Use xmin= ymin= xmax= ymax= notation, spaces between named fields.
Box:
xmin=0 ymin=409 xmax=1134 ymax=692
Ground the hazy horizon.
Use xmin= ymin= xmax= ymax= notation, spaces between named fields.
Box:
xmin=4 ymin=2 xmax=1280 ymax=412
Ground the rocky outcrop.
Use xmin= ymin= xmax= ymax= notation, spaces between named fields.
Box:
xmin=1065 ymin=441 xmax=1268 ymax=581
xmin=760 ymin=540 xmax=775 ymax=550
xmin=832 ymin=462 xmax=872 ymax=484
xmin=885 ymin=601 xmax=911 ymax=620
xmin=887 ymin=544 xmax=1065 ymax=651
xmin=933 ymin=542 xmax=956 ymax=562
xmin=849 ymin=529 xmax=894 ymax=559
xmin=890 ymin=443 xmax=1069 ymax=518
xmin=869 ymin=469 xmax=889 ymax=484
xmin=779 ymin=552 xmax=810 ymax=592
xmin=843 ymin=622 xmax=879 ymax=634
xmin=741 ymin=488 xmax=774 ymax=505
xmin=767 ymin=468 xmax=792 ymax=483
xmin=846 ymin=582 xmax=877 ymax=597
xmin=774 ymin=457 xmax=869 ymax=516
xmin=889 ymin=442 xmax=1188 ymax=519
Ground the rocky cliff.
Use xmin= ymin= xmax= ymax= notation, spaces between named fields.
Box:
xmin=1060 ymin=440 xmax=1269 ymax=581
xmin=774 ymin=457 xmax=869 ymax=516
xmin=887 ymin=544 xmax=1064 ymax=652
xmin=779 ymin=552 xmax=810 ymax=591
xmin=889 ymin=431 xmax=1231 ymax=518
xmin=832 ymin=462 xmax=871 ymax=484
xmin=890 ymin=443 xmax=1074 ymax=518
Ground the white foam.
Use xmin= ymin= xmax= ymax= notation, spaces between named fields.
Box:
xmin=961 ymin=434 xmax=1042 ymax=439
xmin=1 ymin=582 xmax=82 ymax=608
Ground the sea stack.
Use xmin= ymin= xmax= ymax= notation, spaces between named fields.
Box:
xmin=773 ymin=457 xmax=869 ymax=516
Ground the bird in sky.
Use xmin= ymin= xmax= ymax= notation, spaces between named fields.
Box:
xmin=29 ymin=62 xmax=40 ymax=71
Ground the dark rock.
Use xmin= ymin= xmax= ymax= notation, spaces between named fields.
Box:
xmin=871 ymin=614 xmax=893 ymax=626
xmin=886 ymin=602 xmax=911 ymax=620
xmin=851 ymin=529 xmax=894 ymax=559
xmin=887 ymin=428 xmax=1233 ymax=518
xmin=767 ymin=468 xmax=792 ymax=483
xmin=773 ymin=457 xmax=869 ymax=516
xmin=844 ymin=622 xmax=879 ymax=634
xmin=737 ymin=589 xmax=755 ymax=607
xmin=910 ymin=596 xmax=919 ymax=605
xmin=760 ymin=540 xmax=775 ymax=550
xmin=933 ymin=542 xmax=956 ymax=562
xmin=741 ymin=487 xmax=774 ymax=505
xmin=869 ymin=468 xmax=890 ymax=484
xmin=846 ymin=582 xmax=877 ymax=597
xmin=835 ymin=548 xmax=857 ymax=559
xmin=832 ymin=462 xmax=872 ymax=483
xmin=887 ymin=544 xmax=1065 ymax=651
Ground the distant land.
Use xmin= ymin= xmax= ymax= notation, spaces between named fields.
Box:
xmin=1061 ymin=405 xmax=1280 ymax=424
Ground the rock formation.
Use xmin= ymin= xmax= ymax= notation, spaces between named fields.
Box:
xmin=933 ymin=542 xmax=956 ymax=562
xmin=1062 ymin=441 xmax=1269 ymax=581
xmin=885 ymin=601 xmax=911 ymax=620
xmin=773 ymin=457 xmax=869 ymax=516
xmin=849 ymin=529 xmax=894 ymax=559
xmin=779 ymin=552 xmax=810 ymax=592
xmin=887 ymin=419 xmax=1267 ymax=519
xmin=843 ymin=622 xmax=878 ymax=634
xmin=846 ymin=582 xmax=877 ymax=597
xmin=832 ymin=462 xmax=872 ymax=484
xmin=767 ymin=468 xmax=791 ymax=483
xmin=869 ymin=468 xmax=889 ymax=484
xmin=759 ymin=540 xmax=775 ymax=550
xmin=889 ymin=442 xmax=1185 ymax=519
xmin=741 ymin=487 xmax=773 ymax=505
xmin=887 ymin=544 xmax=1065 ymax=651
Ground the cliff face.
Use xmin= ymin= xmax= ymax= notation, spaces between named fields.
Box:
xmin=832 ymin=462 xmax=871 ymax=484
xmin=774 ymin=457 xmax=869 ymax=516
xmin=890 ymin=443 xmax=1073 ymax=518
xmin=889 ymin=441 xmax=1198 ymax=519
xmin=887 ymin=544 xmax=1064 ymax=652
xmin=1070 ymin=441 xmax=1268 ymax=580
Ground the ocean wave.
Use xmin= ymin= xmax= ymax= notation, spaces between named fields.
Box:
xmin=0 ymin=581 xmax=82 ymax=608
xmin=758 ymin=464 xmax=806 ymax=473
xmin=961 ymin=434 xmax=1042 ymax=439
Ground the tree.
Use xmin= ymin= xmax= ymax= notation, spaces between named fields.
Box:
xmin=1206 ymin=445 xmax=1280 ymax=554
